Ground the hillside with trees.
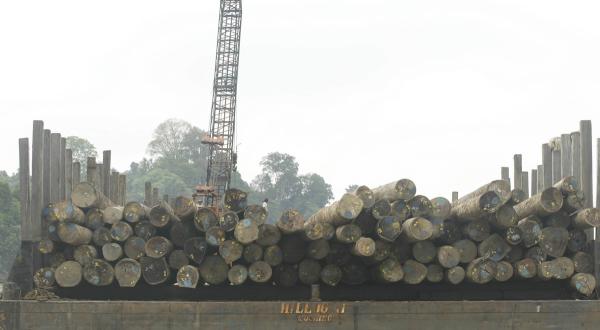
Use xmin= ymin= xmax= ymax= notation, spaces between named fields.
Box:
xmin=0 ymin=119 xmax=333 ymax=277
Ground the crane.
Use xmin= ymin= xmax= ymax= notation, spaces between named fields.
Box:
xmin=196 ymin=0 xmax=243 ymax=212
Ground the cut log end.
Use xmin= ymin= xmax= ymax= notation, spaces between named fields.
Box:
xmin=570 ymin=273 xmax=597 ymax=296
xmin=115 ymin=258 xmax=142 ymax=287
xmin=402 ymin=217 xmax=433 ymax=242
xmin=177 ymin=265 xmax=200 ymax=289
xmin=352 ymin=185 xmax=375 ymax=209
xmin=83 ymin=259 xmax=115 ymax=286
xmin=249 ymin=261 xmax=273 ymax=283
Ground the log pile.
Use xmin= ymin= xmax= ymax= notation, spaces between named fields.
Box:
xmin=35 ymin=178 xmax=599 ymax=297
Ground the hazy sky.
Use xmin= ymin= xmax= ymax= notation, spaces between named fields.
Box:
xmin=0 ymin=1 xmax=599 ymax=201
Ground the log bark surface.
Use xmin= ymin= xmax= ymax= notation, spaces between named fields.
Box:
xmin=372 ymin=179 xmax=416 ymax=201
xmin=305 ymin=194 xmax=363 ymax=228
xmin=124 ymin=202 xmax=150 ymax=223
xmin=513 ymin=188 xmax=564 ymax=218
xmin=57 ymin=223 xmax=93 ymax=246
xmin=103 ymin=206 xmax=124 ymax=225
xmin=451 ymin=191 xmax=502 ymax=221
xmin=401 ymin=217 xmax=433 ymax=242
xmin=352 ymin=185 xmax=375 ymax=209
xmin=72 ymin=182 xmax=112 ymax=209
xmin=573 ymin=208 xmax=600 ymax=229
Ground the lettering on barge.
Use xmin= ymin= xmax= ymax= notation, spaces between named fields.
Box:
xmin=280 ymin=303 xmax=347 ymax=323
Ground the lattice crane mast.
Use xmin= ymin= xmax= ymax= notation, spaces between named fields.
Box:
xmin=195 ymin=0 xmax=242 ymax=212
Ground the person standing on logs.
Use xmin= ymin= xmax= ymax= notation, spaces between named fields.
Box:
xmin=262 ymin=198 xmax=269 ymax=212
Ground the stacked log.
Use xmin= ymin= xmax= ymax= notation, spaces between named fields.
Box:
xmin=35 ymin=180 xmax=598 ymax=298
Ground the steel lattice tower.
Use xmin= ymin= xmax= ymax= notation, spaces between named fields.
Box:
xmin=205 ymin=0 xmax=242 ymax=208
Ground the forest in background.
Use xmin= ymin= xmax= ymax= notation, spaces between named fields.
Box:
xmin=0 ymin=119 xmax=334 ymax=279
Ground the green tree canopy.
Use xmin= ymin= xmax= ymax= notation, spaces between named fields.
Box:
xmin=147 ymin=119 xmax=208 ymax=163
xmin=66 ymin=136 xmax=97 ymax=178
xmin=0 ymin=171 xmax=18 ymax=191
xmin=126 ymin=119 xmax=210 ymax=200
xmin=0 ymin=181 xmax=20 ymax=280
xmin=65 ymin=136 xmax=97 ymax=164
xmin=250 ymin=152 xmax=333 ymax=223
xmin=125 ymin=121 xmax=332 ymax=223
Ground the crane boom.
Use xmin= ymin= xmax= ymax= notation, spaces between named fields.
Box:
xmin=201 ymin=0 xmax=242 ymax=210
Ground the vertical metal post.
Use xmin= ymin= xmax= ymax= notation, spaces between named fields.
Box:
xmin=118 ymin=175 xmax=127 ymax=206
xmin=531 ymin=169 xmax=538 ymax=196
xmin=49 ymin=133 xmax=61 ymax=203
xmin=30 ymin=121 xmax=43 ymax=241
xmin=521 ymin=172 xmax=529 ymax=198
xmin=452 ymin=192 xmax=458 ymax=203
xmin=537 ymin=165 xmax=544 ymax=191
xmin=65 ymin=149 xmax=73 ymax=201
xmin=42 ymin=129 xmax=51 ymax=208
xmin=87 ymin=157 xmax=97 ymax=185
xmin=59 ymin=137 xmax=66 ymax=200
xmin=97 ymin=164 xmax=105 ymax=194
xmin=552 ymin=147 xmax=561 ymax=184
xmin=72 ymin=162 xmax=81 ymax=186
xmin=14 ymin=138 xmax=34 ymax=295
xmin=542 ymin=144 xmax=552 ymax=189
xmin=513 ymin=155 xmax=522 ymax=190
xmin=110 ymin=171 xmax=119 ymax=203
xmin=103 ymin=150 xmax=111 ymax=197
xmin=580 ymin=120 xmax=593 ymax=209
xmin=571 ymin=132 xmax=582 ymax=188
xmin=19 ymin=138 xmax=31 ymax=241
xmin=597 ymin=138 xmax=599 ymax=208
xmin=501 ymin=167 xmax=510 ymax=186
xmin=561 ymin=134 xmax=572 ymax=177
